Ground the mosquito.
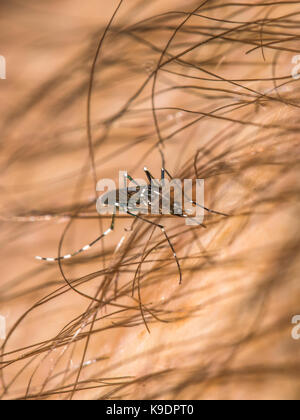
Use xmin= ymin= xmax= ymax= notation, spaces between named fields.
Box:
xmin=35 ymin=168 xmax=228 ymax=284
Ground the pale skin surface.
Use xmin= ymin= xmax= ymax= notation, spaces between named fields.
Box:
xmin=0 ymin=0 xmax=300 ymax=400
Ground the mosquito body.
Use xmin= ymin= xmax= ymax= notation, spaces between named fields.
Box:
xmin=36 ymin=167 xmax=228 ymax=284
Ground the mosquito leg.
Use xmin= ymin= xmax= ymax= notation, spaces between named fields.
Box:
xmin=143 ymin=167 xmax=161 ymax=188
xmin=163 ymin=167 xmax=173 ymax=182
xmin=191 ymin=201 xmax=229 ymax=217
xmin=127 ymin=173 xmax=140 ymax=187
xmin=164 ymin=168 xmax=229 ymax=217
xmin=143 ymin=167 xmax=152 ymax=184
xmin=143 ymin=167 xmax=154 ymax=184
xmin=127 ymin=211 xmax=182 ymax=284
xmin=35 ymin=212 xmax=116 ymax=262
xmin=144 ymin=166 xmax=160 ymax=193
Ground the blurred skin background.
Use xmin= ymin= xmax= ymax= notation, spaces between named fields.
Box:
xmin=0 ymin=0 xmax=300 ymax=400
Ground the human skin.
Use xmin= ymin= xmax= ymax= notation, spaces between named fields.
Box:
xmin=0 ymin=0 xmax=300 ymax=400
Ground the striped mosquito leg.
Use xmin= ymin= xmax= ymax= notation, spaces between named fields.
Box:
xmin=127 ymin=211 xmax=182 ymax=285
xmin=190 ymin=201 xmax=229 ymax=217
xmin=35 ymin=213 xmax=115 ymax=262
